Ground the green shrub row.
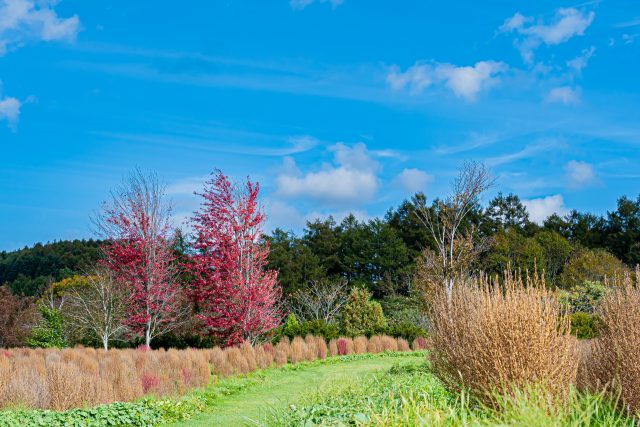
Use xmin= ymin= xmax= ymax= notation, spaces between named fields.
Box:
xmin=274 ymin=314 xmax=427 ymax=343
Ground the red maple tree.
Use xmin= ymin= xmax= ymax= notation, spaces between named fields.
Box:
xmin=97 ymin=169 xmax=184 ymax=347
xmin=190 ymin=170 xmax=281 ymax=345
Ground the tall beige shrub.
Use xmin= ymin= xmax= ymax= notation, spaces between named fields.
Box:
xmin=429 ymin=272 xmax=578 ymax=405
xmin=578 ymin=268 xmax=640 ymax=412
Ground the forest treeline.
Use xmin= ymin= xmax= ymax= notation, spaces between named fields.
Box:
xmin=2 ymin=191 xmax=639 ymax=299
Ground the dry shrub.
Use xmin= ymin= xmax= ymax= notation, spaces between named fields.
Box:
xmin=315 ymin=337 xmax=327 ymax=360
xmin=367 ymin=336 xmax=382 ymax=353
xmin=255 ymin=345 xmax=274 ymax=369
xmin=578 ymin=269 xmax=640 ymax=412
xmin=328 ymin=339 xmax=339 ymax=356
xmin=301 ymin=336 xmax=315 ymax=361
xmin=208 ymin=347 xmax=232 ymax=378
xmin=0 ymin=346 xmax=210 ymax=411
xmin=239 ymin=342 xmax=258 ymax=372
xmin=0 ymin=334 xmax=415 ymax=411
xmin=290 ymin=337 xmax=306 ymax=363
xmin=336 ymin=337 xmax=354 ymax=355
xmin=412 ymin=336 xmax=427 ymax=350
xmin=274 ymin=340 xmax=290 ymax=366
xmin=380 ymin=335 xmax=398 ymax=352
xmin=226 ymin=347 xmax=249 ymax=374
xmin=429 ymin=272 xmax=578 ymax=405
xmin=397 ymin=338 xmax=410 ymax=352
xmin=353 ymin=336 xmax=367 ymax=354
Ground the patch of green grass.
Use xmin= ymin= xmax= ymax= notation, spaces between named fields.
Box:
xmin=261 ymin=361 xmax=637 ymax=427
xmin=172 ymin=352 xmax=425 ymax=426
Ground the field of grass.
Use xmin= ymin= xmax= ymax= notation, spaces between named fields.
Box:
xmin=261 ymin=358 xmax=636 ymax=427
xmin=171 ymin=352 xmax=423 ymax=426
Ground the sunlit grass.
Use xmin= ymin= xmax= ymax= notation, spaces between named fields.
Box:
xmin=261 ymin=360 xmax=637 ymax=426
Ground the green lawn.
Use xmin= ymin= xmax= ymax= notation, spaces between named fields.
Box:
xmin=171 ymin=353 xmax=425 ymax=427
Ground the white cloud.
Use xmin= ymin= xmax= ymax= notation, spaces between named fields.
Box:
xmin=329 ymin=142 xmax=380 ymax=172
xmin=393 ymin=168 xmax=433 ymax=193
xmin=523 ymin=194 xmax=569 ymax=224
xmin=387 ymin=60 xmax=507 ymax=101
xmin=290 ymin=0 xmax=343 ymax=11
xmin=276 ymin=142 xmax=380 ymax=205
xmin=567 ymin=46 xmax=595 ymax=75
xmin=166 ymin=175 xmax=209 ymax=196
xmin=564 ymin=160 xmax=597 ymax=188
xmin=500 ymin=8 xmax=595 ymax=63
xmin=0 ymin=0 xmax=79 ymax=55
xmin=486 ymin=138 xmax=562 ymax=167
xmin=265 ymin=200 xmax=370 ymax=231
xmin=546 ymin=86 xmax=580 ymax=105
xmin=0 ymin=94 xmax=21 ymax=130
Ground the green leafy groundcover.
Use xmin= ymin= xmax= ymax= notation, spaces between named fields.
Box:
xmin=0 ymin=397 xmax=206 ymax=427
xmin=0 ymin=352 xmax=422 ymax=427
xmin=263 ymin=361 xmax=636 ymax=426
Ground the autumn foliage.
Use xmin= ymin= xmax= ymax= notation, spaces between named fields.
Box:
xmin=189 ymin=171 xmax=281 ymax=345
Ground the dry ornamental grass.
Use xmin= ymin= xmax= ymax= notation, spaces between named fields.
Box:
xmin=0 ymin=334 xmax=417 ymax=411
xmin=578 ymin=268 xmax=640 ymax=413
xmin=428 ymin=272 xmax=579 ymax=406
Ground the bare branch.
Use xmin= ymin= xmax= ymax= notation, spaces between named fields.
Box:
xmin=285 ymin=280 xmax=348 ymax=323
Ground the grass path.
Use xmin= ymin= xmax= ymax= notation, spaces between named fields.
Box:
xmin=171 ymin=353 xmax=424 ymax=427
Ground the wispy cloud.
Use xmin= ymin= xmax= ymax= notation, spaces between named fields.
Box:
xmin=0 ymin=94 xmax=20 ymax=130
xmin=565 ymin=160 xmax=598 ymax=188
xmin=0 ymin=0 xmax=80 ymax=56
xmin=567 ymin=46 xmax=595 ymax=75
xmin=290 ymin=0 xmax=343 ymax=11
xmin=546 ymin=86 xmax=581 ymax=105
xmin=500 ymin=8 xmax=595 ymax=63
xmin=393 ymin=168 xmax=433 ymax=193
xmin=62 ymin=46 xmax=388 ymax=104
xmin=435 ymin=132 xmax=506 ymax=155
xmin=387 ymin=60 xmax=507 ymax=101
xmin=614 ymin=18 xmax=640 ymax=28
xmin=486 ymin=138 xmax=563 ymax=167
xmin=95 ymin=129 xmax=320 ymax=157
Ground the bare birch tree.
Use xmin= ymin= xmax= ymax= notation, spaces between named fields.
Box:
xmin=65 ymin=269 xmax=128 ymax=350
xmin=94 ymin=168 xmax=187 ymax=347
xmin=416 ymin=161 xmax=492 ymax=298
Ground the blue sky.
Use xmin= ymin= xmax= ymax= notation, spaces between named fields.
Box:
xmin=1 ymin=0 xmax=640 ymax=250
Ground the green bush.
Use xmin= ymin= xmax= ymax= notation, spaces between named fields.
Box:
xmin=559 ymin=280 xmax=606 ymax=314
xmin=384 ymin=322 xmax=428 ymax=342
xmin=570 ymin=312 xmax=603 ymax=339
xmin=282 ymin=313 xmax=300 ymax=337
xmin=341 ymin=288 xmax=387 ymax=337
xmin=299 ymin=319 xmax=340 ymax=340
xmin=380 ymin=295 xmax=428 ymax=328
xmin=26 ymin=305 xmax=67 ymax=348
xmin=275 ymin=317 xmax=340 ymax=341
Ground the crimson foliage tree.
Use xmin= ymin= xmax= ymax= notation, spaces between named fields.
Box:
xmin=190 ymin=170 xmax=281 ymax=345
xmin=96 ymin=169 xmax=184 ymax=347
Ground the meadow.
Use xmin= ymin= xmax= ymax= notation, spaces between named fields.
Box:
xmin=2 ymin=270 xmax=640 ymax=426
